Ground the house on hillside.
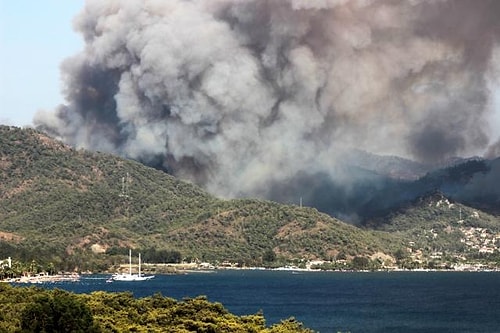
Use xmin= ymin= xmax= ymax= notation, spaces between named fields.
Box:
xmin=0 ymin=257 xmax=12 ymax=269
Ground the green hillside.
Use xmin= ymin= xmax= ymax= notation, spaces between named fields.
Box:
xmin=366 ymin=192 xmax=500 ymax=269
xmin=0 ymin=126 xmax=401 ymax=271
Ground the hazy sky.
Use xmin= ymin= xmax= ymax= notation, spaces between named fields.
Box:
xmin=0 ymin=0 xmax=84 ymax=126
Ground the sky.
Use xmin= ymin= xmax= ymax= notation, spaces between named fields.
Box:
xmin=0 ymin=0 xmax=84 ymax=126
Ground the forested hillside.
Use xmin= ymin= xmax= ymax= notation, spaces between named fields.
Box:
xmin=0 ymin=126 xmax=400 ymax=271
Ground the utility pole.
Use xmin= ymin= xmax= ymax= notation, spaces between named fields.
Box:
xmin=119 ymin=173 xmax=131 ymax=221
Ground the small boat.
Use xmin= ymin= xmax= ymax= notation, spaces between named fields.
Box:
xmin=111 ymin=249 xmax=154 ymax=282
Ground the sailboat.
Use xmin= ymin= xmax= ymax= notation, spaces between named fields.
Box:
xmin=111 ymin=249 xmax=155 ymax=282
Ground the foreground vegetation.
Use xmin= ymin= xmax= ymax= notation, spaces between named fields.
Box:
xmin=0 ymin=283 xmax=313 ymax=332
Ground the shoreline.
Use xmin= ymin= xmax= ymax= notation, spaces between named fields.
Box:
xmin=1 ymin=272 xmax=80 ymax=284
xmin=105 ymin=263 xmax=500 ymax=275
xmin=3 ymin=265 xmax=499 ymax=284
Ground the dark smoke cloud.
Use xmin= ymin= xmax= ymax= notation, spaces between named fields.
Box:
xmin=35 ymin=0 xmax=500 ymax=211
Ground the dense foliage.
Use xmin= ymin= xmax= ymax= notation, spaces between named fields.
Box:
xmin=20 ymin=289 xmax=97 ymax=332
xmin=0 ymin=284 xmax=313 ymax=333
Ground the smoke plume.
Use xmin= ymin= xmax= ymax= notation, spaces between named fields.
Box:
xmin=35 ymin=0 xmax=500 ymax=214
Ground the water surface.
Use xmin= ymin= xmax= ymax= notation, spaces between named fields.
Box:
xmin=31 ymin=270 xmax=500 ymax=332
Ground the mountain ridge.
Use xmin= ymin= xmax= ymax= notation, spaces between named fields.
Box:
xmin=0 ymin=125 xmax=398 ymax=271
xmin=1 ymin=125 xmax=499 ymax=272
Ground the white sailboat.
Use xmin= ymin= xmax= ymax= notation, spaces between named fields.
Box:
xmin=111 ymin=249 xmax=154 ymax=282
xmin=109 ymin=175 xmax=154 ymax=282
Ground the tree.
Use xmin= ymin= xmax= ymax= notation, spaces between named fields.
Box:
xmin=20 ymin=289 xmax=99 ymax=333
xmin=336 ymin=250 xmax=348 ymax=261
xmin=267 ymin=317 xmax=315 ymax=333
xmin=351 ymin=256 xmax=370 ymax=270
xmin=394 ymin=248 xmax=409 ymax=261
xmin=263 ymin=249 xmax=276 ymax=263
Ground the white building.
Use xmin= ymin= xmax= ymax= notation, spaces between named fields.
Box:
xmin=0 ymin=257 xmax=12 ymax=269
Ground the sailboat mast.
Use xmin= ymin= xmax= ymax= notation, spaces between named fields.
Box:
xmin=129 ymin=249 xmax=132 ymax=275
xmin=139 ymin=253 xmax=142 ymax=277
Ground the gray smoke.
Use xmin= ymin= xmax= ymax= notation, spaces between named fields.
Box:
xmin=35 ymin=0 xmax=500 ymax=203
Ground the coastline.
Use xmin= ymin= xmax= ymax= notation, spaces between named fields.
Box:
xmin=2 ymin=272 xmax=80 ymax=284
xmin=113 ymin=262 xmax=500 ymax=275
xmin=3 ymin=263 xmax=498 ymax=284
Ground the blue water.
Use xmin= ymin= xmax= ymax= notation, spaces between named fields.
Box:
xmin=26 ymin=270 xmax=500 ymax=332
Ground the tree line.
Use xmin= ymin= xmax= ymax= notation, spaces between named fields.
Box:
xmin=0 ymin=284 xmax=313 ymax=333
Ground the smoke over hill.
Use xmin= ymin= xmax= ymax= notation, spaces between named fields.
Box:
xmin=35 ymin=0 xmax=500 ymax=212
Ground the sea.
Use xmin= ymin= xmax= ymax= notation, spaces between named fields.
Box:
xmin=19 ymin=270 xmax=500 ymax=333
